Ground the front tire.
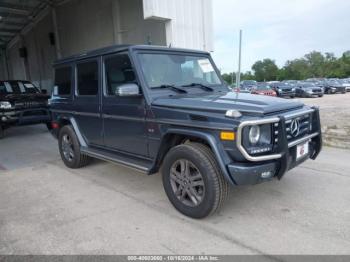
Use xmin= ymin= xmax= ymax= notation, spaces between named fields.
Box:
xmin=162 ymin=143 xmax=229 ymax=219
xmin=58 ymin=125 xmax=92 ymax=169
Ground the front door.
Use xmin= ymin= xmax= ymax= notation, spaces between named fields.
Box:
xmin=102 ymin=53 xmax=148 ymax=157
xmin=74 ymin=59 xmax=103 ymax=146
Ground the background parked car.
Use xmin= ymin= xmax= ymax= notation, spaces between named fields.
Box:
xmin=269 ymin=82 xmax=296 ymax=98
xmin=320 ymin=79 xmax=346 ymax=94
xmin=294 ymin=82 xmax=324 ymax=98
xmin=251 ymin=82 xmax=277 ymax=96
xmin=339 ymin=79 xmax=350 ymax=92
xmin=240 ymin=80 xmax=258 ymax=91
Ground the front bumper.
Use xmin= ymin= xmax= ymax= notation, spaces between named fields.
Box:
xmin=0 ymin=108 xmax=51 ymax=126
xmin=278 ymin=91 xmax=296 ymax=97
xmin=304 ymin=91 xmax=323 ymax=97
xmin=226 ymin=107 xmax=322 ymax=186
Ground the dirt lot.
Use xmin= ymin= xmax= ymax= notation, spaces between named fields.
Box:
xmin=1 ymin=125 xmax=350 ymax=255
xmin=299 ymin=92 xmax=350 ymax=149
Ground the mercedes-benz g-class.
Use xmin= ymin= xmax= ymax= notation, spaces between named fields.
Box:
xmin=50 ymin=45 xmax=322 ymax=218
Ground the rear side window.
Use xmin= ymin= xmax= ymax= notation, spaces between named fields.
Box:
xmin=77 ymin=61 xmax=98 ymax=96
xmin=55 ymin=67 xmax=72 ymax=96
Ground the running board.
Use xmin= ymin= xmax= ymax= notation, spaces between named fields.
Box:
xmin=80 ymin=147 xmax=152 ymax=173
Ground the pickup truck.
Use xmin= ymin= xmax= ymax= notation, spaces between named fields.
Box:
xmin=0 ymin=80 xmax=50 ymax=139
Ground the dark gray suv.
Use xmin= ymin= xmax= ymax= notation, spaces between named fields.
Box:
xmin=50 ymin=45 xmax=322 ymax=218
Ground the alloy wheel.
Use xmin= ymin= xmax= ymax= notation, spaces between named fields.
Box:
xmin=169 ymin=159 xmax=205 ymax=207
xmin=61 ymin=134 xmax=75 ymax=162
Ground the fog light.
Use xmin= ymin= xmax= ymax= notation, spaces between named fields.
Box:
xmin=1 ymin=116 xmax=7 ymax=122
xmin=261 ymin=171 xmax=274 ymax=179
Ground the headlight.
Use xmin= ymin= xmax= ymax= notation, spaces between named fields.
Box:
xmin=292 ymin=88 xmax=296 ymax=92
xmin=0 ymin=101 xmax=12 ymax=109
xmin=243 ymin=124 xmax=273 ymax=155
xmin=249 ymin=126 xmax=260 ymax=145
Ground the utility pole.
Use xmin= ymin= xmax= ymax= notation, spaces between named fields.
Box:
xmin=236 ymin=30 xmax=242 ymax=88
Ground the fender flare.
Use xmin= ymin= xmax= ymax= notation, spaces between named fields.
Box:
xmin=153 ymin=128 xmax=236 ymax=185
xmin=56 ymin=116 xmax=87 ymax=147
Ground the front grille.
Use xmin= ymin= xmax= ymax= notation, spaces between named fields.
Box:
xmin=285 ymin=114 xmax=311 ymax=143
xmin=15 ymin=101 xmax=45 ymax=108
xmin=312 ymin=89 xmax=321 ymax=92
xmin=282 ymin=89 xmax=292 ymax=92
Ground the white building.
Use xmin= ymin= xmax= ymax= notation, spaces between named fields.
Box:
xmin=0 ymin=0 xmax=214 ymax=91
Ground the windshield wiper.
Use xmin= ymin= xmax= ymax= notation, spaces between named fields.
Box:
xmin=152 ymin=85 xmax=188 ymax=94
xmin=181 ymin=83 xmax=214 ymax=92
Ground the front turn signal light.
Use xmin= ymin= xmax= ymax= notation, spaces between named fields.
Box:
xmin=220 ymin=131 xmax=235 ymax=141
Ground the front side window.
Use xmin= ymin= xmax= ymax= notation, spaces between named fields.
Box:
xmin=55 ymin=67 xmax=72 ymax=96
xmin=104 ymin=54 xmax=136 ymax=96
xmin=77 ymin=61 xmax=98 ymax=96
xmin=138 ymin=53 xmax=222 ymax=88
xmin=0 ymin=82 xmax=6 ymax=94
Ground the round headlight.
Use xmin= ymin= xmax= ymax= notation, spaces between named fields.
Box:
xmin=249 ymin=125 xmax=261 ymax=145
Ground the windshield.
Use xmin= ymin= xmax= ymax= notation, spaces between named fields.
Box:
xmin=138 ymin=53 xmax=222 ymax=89
xmin=242 ymin=80 xmax=257 ymax=85
xmin=300 ymin=83 xmax=315 ymax=87
xmin=1 ymin=81 xmax=40 ymax=94
xmin=256 ymin=83 xmax=271 ymax=90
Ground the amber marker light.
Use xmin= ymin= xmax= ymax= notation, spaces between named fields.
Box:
xmin=220 ymin=131 xmax=235 ymax=141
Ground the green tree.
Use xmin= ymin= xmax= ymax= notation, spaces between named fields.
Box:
xmin=221 ymin=73 xmax=235 ymax=85
xmin=252 ymin=59 xmax=279 ymax=82
xmin=304 ymin=51 xmax=326 ymax=77
xmin=282 ymin=59 xmax=310 ymax=80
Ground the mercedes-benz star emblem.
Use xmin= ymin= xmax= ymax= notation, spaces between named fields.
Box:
xmin=290 ymin=119 xmax=300 ymax=137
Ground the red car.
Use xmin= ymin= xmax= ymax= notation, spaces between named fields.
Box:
xmin=251 ymin=83 xmax=277 ymax=97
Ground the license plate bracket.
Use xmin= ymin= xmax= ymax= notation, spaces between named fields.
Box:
xmin=296 ymin=142 xmax=309 ymax=160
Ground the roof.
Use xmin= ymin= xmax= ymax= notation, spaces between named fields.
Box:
xmin=54 ymin=44 xmax=210 ymax=66
xmin=0 ymin=0 xmax=65 ymax=49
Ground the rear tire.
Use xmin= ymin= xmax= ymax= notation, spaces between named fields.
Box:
xmin=58 ymin=125 xmax=92 ymax=169
xmin=162 ymin=142 xmax=229 ymax=219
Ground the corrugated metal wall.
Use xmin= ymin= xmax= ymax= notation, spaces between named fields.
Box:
xmin=143 ymin=0 xmax=213 ymax=52
xmin=3 ymin=0 xmax=214 ymax=91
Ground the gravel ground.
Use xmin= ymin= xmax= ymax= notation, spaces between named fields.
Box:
xmin=298 ymin=92 xmax=350 ymax=149
xmin=0 ymin=125 xmax=350 ymax=256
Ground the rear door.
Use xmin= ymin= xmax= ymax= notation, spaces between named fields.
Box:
xmin=73 ymin=59 xmax=103 ymax=146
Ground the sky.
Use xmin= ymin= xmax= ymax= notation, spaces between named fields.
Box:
xmin=212 ymin=0 xmax=350 ymax=73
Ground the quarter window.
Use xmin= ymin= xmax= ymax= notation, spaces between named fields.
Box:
xmin=54 ymin=67 xmax=72 ymax=95
xmin=105 ymin=54 xmax=136 ymax=95
xmin=77 ymin=61 xmax=98 ymax=96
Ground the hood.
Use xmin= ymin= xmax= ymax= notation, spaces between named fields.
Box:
xmin=277 ymin=86 xmax=294 ymax=90
xmin=152 ymin=91 xmax=304 ymax=116
xmin=301 ymin=86 xmax=317 ymax=91
xmin=0 ymin=93 xmax=49 ymax=103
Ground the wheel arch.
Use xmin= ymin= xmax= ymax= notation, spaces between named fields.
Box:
xmin=55 ymin=116 xmax=87 ymax=147
xmin=150 ymin=128 xmax=235 ymax=185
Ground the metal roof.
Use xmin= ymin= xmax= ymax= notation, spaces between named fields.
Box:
xmin=0 ymin=0 xmax=63 ymax=49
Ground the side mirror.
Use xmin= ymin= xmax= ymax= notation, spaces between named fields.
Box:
xmin=115 ymin=83 xmax=141 ymax=97
xmin=41 ymin=89 xmax=47 ymax=94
